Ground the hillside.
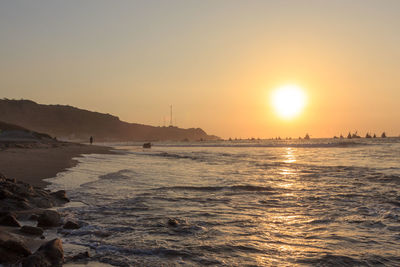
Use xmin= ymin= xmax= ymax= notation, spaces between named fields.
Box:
xmin=0 ymin=99 xmax=218 ymax=141
xmin=0 ymin=120 xmax=53 ymax=140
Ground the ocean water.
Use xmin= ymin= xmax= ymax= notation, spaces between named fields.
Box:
xmin=46 ymin=138 xmax=400 ymax=266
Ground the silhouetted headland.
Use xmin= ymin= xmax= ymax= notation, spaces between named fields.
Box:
xmin=0 ymin=99 xmax=219 ymax=142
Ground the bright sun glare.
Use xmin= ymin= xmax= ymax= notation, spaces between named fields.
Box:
xmin=271 ymin=85 xmax=307 ymax=120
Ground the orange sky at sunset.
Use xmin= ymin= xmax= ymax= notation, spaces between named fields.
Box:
xmin=1 ymin=1 xmax=399 ymax=138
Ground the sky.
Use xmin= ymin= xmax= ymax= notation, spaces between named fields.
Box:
xmin=1 ymin=0 xmax=399 ymax=138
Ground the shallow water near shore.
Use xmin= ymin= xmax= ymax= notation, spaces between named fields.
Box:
xmin=46 ymin=138 xmax=400 ymax=266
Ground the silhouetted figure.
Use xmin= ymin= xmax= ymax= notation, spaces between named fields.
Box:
xmin=90 ymin=136 xmax=93 ymax=145
xmin=304 ymin=133 xmax=310 ymax=140
xmin=381 ymin=132 xmax=387 ymax=138
xmin=365 ymin=133 xmax=372 ymax=138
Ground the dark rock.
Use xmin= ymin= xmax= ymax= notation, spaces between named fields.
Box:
xmin=168 ymin=218 xmax=179 ymax=227
xmin=51 ymin=190 xmax=70 ymax=202
xmin=39 ymin=238 xmax=64 ymax=265
xmin=0 ymin=239 xmax=31 ymax=256
xmin=0 ymin=188 xmax=13 ymax=199
xmin=0 ymin=211 xmax=10 ymax=217
xmin=0 ymin=239 xmax=32 ymax=263
xmin=22 ymin=252 xmax=49 ymax=266
xmin=63 ymin=220 xmax=80 ymax=229
xmin=32 ymin=197 xmax=54 ymax=208
xmin=34 ymin=188 xmax=51 ymax=198
xmin=17 ymin=200 xmax=32 ymax=209
xmin=0 ymin=213 xmax=21 ymax=227
xmin=22 ymin=238 xmax=64 ymax=267
xmin=29 ymin=214 xmax=39 ymax=220
xmin=20 ymin=225 xmax=44 ymax=235
xmin=71 ymin=251 xmax=90 ymax=261
xmin=15 ymin=184 xmax=34 ymax=197
xmin=37 ymin=210 xmax=61 ymax=227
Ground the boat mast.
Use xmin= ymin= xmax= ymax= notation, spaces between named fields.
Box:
xmin=170 ymin=105 xmax=173 ymax=126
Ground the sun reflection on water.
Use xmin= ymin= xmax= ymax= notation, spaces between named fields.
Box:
xmin=283 ymin=147 xmax=297 ymax=163
xmin=277 ymin=148 xmax=299 ymax=188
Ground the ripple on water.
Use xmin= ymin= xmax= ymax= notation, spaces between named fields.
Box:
xmin=50 ymin=140 xmax=400 ymax=266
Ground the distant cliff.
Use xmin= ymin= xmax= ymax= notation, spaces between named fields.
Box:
xmin=0 ymin=99 xmax=219 ymax=141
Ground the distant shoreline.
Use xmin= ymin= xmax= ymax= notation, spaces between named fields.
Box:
xmin=0 ymin=142 xmax=115 ymax=187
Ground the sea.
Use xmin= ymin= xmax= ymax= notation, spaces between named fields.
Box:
xmin=45 ymin=138 xmax=400 ymax=266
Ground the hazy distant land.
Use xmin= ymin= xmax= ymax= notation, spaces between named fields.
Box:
xmin=0 ymin=99 xmax=219 ymax=142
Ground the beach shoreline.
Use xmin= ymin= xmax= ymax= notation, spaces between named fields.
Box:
xmin=0 ymin=141 xmax=116 ymax=265
xmin=0 ymin=142 xmax=115 ymax=187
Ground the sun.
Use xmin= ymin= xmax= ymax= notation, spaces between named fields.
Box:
xmin=271 ymin=84 xmax=307 ymax=120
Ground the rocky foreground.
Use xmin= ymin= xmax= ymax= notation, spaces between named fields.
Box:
xmin=0 ymin=172 xmax=85 ymax=266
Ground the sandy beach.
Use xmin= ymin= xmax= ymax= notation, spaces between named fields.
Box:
xmin=0 ymin=141 xmax=115 ymax=265
xmin=0 ymin=143 xmax=114 ymax=187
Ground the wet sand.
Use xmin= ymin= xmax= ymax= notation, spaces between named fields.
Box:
xmin=0 ymin=142 xmax=114 ymax=187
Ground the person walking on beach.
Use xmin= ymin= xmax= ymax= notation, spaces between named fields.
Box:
xmin=90 ymin=136 xmax=93 ymax=145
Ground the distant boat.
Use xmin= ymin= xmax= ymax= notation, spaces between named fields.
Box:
xmin=333 ymin=136 xmax=338 ymax=139
xmin=143 ymin=142 xmax=152 ymax=148
xmin=304 ymin=133 xmax=310 ymax=140
xmin=365 ymin=133 xmax=372 ymax=138
xmin=381 ymin=132 xmax=387 ymax=138
xmin=347 ymin=132 xmax=352 ymax=139
xmin=351 ymin=131 xmax=361 ymax=139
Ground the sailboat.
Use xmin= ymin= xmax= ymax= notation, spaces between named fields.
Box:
xmin=347 ymin=132 xmax=352 ymax=139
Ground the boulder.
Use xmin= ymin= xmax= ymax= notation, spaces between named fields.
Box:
xmin=0 ymin=239 xmax=31 ymax=263
xmin=32 ymin=197 xmax=54 ymax=208
xmin=29 ymin=214 xmax=39 ymax=221
xmin=17 ymin=199 xmax=32 ymax=210
xmin=0 ymin=239 xmax=31 ymax=256
xmin=6 ymin=178 xmax=16 ymax=183
xmin=0 ymin=213 xmax=21 ymax=227
xmin=51 ymin=190 xmax=70 ymax=202
xmin=37 ymin=210 xmax=61 ymax=227
xmin=20 ymin=225 xmax=44 ymax=236
xmin=15 ymin=184 xmax=34 ymax=197
xmin=71 ymin=251 xmax=90 ymax=261
xmin=63 ymin=220 xmax=80 ymax=229
xmin=0 ymin=188 xmax=13 ymax=199
xmin=22 ymin=238 xmax=64 ymax=267
xmin=38 ymin=238 xmax=64 ymax=264
xmin=22 ymin=252 xmax=48 ymax=266
xmin=167 ymin=218 xmax=179 ymax=227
